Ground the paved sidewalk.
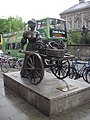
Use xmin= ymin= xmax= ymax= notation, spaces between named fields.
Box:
xmin=0 ymin=71 xmax=90 ymax=120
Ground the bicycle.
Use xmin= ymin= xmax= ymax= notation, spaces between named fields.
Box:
xmin=83 ymin=58 xmax=90 ymax=83
xmin=1 ymin=55 xmax=24 ymax=73
xmin=69 ymin=57 xmax=90 ymax=83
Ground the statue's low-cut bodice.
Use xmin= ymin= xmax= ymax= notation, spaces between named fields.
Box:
xmin=26 ymin=30 xmax=38 ymax=44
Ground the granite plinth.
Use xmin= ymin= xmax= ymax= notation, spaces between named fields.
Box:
xmin=3 ymin=71 xmax=90 ymax=117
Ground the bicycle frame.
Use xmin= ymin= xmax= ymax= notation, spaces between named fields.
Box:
xmin=71 ymin=59 xmax=90 ymax=77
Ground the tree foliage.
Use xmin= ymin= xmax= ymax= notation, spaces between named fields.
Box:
xmin=68 ymin=31 xmax=82 ymax=45
xmin=68 ymin=30 xmax=90 ymax=45
xmin=0 ymin=16 xmax=25 ymax=34
xmin=86 ymin=34 xmax=90 ymax=44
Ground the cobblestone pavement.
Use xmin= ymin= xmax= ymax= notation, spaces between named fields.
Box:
xmin=0 ymin=69 xmax=90 ymax=120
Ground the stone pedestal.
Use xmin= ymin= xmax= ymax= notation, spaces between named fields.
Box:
xmin=4 ymin=71 xmax=90 ymax=117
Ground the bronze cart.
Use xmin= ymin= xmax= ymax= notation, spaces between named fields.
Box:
xmin=21 ymin=41 xmax=72 ymax=85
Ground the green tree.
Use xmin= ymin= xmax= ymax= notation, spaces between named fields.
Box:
xmin=8 ymin=16 xmax=25 ymax=32
xmin=68 ymin=31 xmax=82 ymax=45
xmin=0 ymin=16 xmax=25 ymax=34
xmin=86 ymin=34 xmax=90 ymax=44
xmin=80 ymin=26 xmax=90 ymax=44
xmin=0 ymin=19 xmax=9 ymax=33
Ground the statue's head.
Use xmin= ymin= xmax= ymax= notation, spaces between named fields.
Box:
xmin=28 ymin=19 xmax=36 ymax=30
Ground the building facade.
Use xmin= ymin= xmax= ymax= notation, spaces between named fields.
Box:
xmin=60 ymin=0 xmax=90 ymax=32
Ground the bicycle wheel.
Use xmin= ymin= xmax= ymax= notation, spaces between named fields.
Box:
xmin=82 ymin=67 xmax=89 ymax=81
xmin=16 ymin=59 xmax=24 ymax=70
xmin=85 ymin=68 xmax=90 ymax=83
xmin=69 ymin=66 xmax=77 ymax=79
xmin=1 ymin=61 xmax=9 ymax=73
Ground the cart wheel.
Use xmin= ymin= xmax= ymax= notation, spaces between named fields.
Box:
xmin=50 ymin=59 xmax=70 ymax=79
xmin=25 ymin=53 xmax=44 ymax=85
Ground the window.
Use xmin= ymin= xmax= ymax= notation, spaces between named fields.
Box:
xmin=36 ymin=20 xmax=47 ymax=29
xmin=50 ymin=19 xmax=56 ymax=29
xmin=7 ymin=43 xmax=11 ymax=49
xmin=16 ymin=43 xmax=20 ymax=49
xmin=12 ymin=43 xmax=15 ymax=49
xmin=50 ymin=18 xmax=65 ymax=30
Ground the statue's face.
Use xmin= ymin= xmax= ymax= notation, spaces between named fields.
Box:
xmin=28 ymin=22 xmax=36 ymax=29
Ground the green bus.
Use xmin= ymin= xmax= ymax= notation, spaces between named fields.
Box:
xmin=2 ymin=31 xmax=25 ymax=58
xmin=2 ymin=17 xmax=67 ymax=57
xmin=36 ymin=17 xmax=67 ymax=47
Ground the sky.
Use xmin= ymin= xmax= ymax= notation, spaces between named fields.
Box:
xmin=0 ymin=0 xmax=89 ymax=22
